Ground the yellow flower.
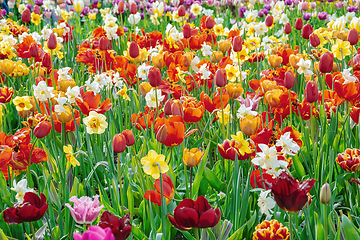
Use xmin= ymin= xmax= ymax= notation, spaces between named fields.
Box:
xmin=217 ymin=105 xmax=231 ymax=126
xmin=73 ymin=0 xmax=84 ymax=13
xmin=117 ymin=85 xmax=130 ymax=101
xmin=0 ymin=105 xmax=3 ymax=125
xmin=0 ymin=59 xmax=15 ymax=75
xmin=190 ymin=2 xmax=202 ymax=16
xmin=88 ymin=12 xmax=97 ymax=20
xmin=214 ymin=24 xmax=224 ymax=36
xmin=83 ymin=111 xmax=108 ymax=134
xmin=31 ymin=13 xmax=41 ymax=26
xmin=225 ymin=64 xmax=240 ymax=82
xmin=9 ymin=61 xmax=30 ymax=77
xmin=140 ymin=150 xmax=169 ymax=179
xmin=331 ymin=39 xmax=351 ymax=60
xmin=0 ymin=41 xmax=15 ymax=59
xmin=44 ymin=43 xmax=64 ymax=60
xmin=13 ymin=96 xmax=33 ymax=112
xmin=231 ymin=131 xmax=251 ymax=156
xmin=64 ymin=145 xmax=80 ymax=167
xmin=244 ymin=37 xmax=261 ymax=51
xmin=61 ymin=10 xmax=73 ymax=22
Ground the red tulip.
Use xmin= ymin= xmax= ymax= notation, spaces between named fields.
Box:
xmin=99 ymin=36 xmax=109 ymax=51
xmin=21 ymin=8 xmax=31 ymax=23
xmin=284 ymin=22 xmax=292 ymax=34
xmin=47 ymin=33 xmax=57 ymax=50
xmin=353 ymin=54 xmax=360 ymax=71
xmin=3 ymin=192 xmax=49 ymax=224
xmin=148 ymin=67 xmax=162 ymax=87
xmin=33 ymin=121 xmax=52 ymax=139
xmin=168 ymin=196 xmax=221 ymax=230
xmin=205 ymin=16 xmax=216 ymax=29
xmin=265 ymin=15 xmax=273 ymax=27
xmin=29 ymin=43 xmax=39 ymax=58
xmin=348 ymin=28 xmax=359 ymax=46
xmin=33 ymin=5 xmax=41 ymax=14
xmin=232 ymin=36 xmax=242 ymax=52
xmin=178 ymin=5 xmax=185 ymax=17
xmin=305 ymin=81 xmax=319 ymax=103
xmin=144 ymin=173 xmax=174 ymax=206
xmin=129 ymin=2 xmax=137 ymax=14
xmin=99 ymin=211 xmax=132 ymax=240
xmin=284 ymin=70 xmax=295 ymax=89
xmin=294 ymin=18 xmax=303 ymax=30
xmin=250 ymin=169 xmax=276 ymax=190
xmin=129 ymin=41 xmax=139 ymax=59
xmin=113 ymin=133 xmax=126 ymax=153
xmin=266 ymin=172 xmax=316 ymax=212
xmin=0 ymin=86 xmax=14 ymax=103
xmin=301 ymin=23 xmax=313 ymax=39
xmin=319 ymin=52 xmax=334 ymax=73
xmin=171 ymin=101 xmax=184 ymax=118
xmin=118 ymin=1 xmax=124 ymax=13
xmin=215 ymin=68 xmax=227 ymax=87
xmin=309 ymin=33 xmax=320 ymax=47
xmin=156 ymin=124 xmax=167 ymax=143
xmin=42 ymin=53 xmax=51 ymax=68
xmin=218 ymin=139 xmax=251 ymax=161
xmin=164 ymin=99 xmax=174 ymax=115
xmin=122 ymin=129 xmax=135 ymax=146
xmin=183 ymin=23 xmax=191 ymax=39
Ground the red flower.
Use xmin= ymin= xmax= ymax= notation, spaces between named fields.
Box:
xmin=52 ymin=109 xmax=81 ymax=133
xmin=131 ymin=107 xmax=163 ymax=130
xmin=3 ymin=192 xmax=48 ymax=224
xmin=181 ymin=96 xmax=205 ymax=123
xmin=266 ymin=172 xmax=316 ymax=212
xmin=99 ymin=211 xmax=132 ymax=240
xmin=0 ymin=86 xmax=14 ymax=103
xmin=336 ymin=148 xmax=360 ymax=171
xmin=217 ymin=139 xmax=251 ymax=161
xmin=168 ymin=196 xmax=221 ymax=231
xmin=250 ymin=169 xmax=276 ymax=190
xmin=144 ymin=173 xmax=174 ymax=206
xmin=76 ymin=91 xmax=112 ymax=116
xmin=200 ymin=88 xmax=229 ymax=113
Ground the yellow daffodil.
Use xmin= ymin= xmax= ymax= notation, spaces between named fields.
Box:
xmin=140 ymin=150 xmax=169 ymax=179
xmin=214 ymin=24 xmax=224 ymax=36
xmin=61 ymin=10 xmax=73 ymax=22
xmin=225 ymin=64 xmax=240 ymax=82
xmin=9 ymin=61 xmax=30 ymax=77
xmin=244 ymin=37 xmax=261 ymax=51
xmin=231 ymin=131 xmax=252 ymax=156
xmin=217 ymin=105 xmax=231 ymax=126
xmin=331 ymin=39 xmax=351 ymax=60
xmin=31 ymin=13 xmax=41 ymax=26
xmin=13 ymin=96 xmax=33 ymax=112
xmin=83 ymin=111 xmax=108 ymax=134
xmin=88 ymin=12 xmax=97 ymax=20
xmin=117 ymin=85 xmax=130 ymax=101
xmin=64 ymin=145 xmax=80 ymax=167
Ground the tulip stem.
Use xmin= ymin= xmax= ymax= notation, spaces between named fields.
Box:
xmin=220 ymin=87 xmax=226 ymax=140
xmin=118 ymin=153 xmax=124 ymax=216
xmin=289 ymin=212 xmax=294 ymax=240
xmin=190 ymin=167 xmax=193 ymax=198
xmin=29 ymin=222 xmax=36 ymax=240
xmin=194 ymin=228 xmax=200 ymax=240
xmin=27 ymin=138 xmax=38 ymax=189
xmin=323 ymin=204 xmax=328 ymax=239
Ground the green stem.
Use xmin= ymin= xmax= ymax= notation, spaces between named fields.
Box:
xmin=323 ymin=204 xmax=328 ymax=240
xmin=194 ymin=228 xmax=200 ymax=240
xmin=289 ymin=212 xmax=294 ymax=240
xmin=220 ymin=87 xmax=226 ymax=140
xmin=118 ymin=153 xmax=124 ymax=216
xmin=30 ymin=222 xmax=36 ymax=240
xmin=190 ymin=167 xmax=193 ymax=198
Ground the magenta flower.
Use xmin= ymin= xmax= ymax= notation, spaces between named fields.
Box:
xmin=74 ymin=226 xmax=115 ymax=240
xmin=65 ymin=196 xmax=104 ymax=224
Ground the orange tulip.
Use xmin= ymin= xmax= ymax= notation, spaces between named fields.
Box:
xmin=144 ymin=174 xmax=174 ymax=206
xmin=200 ymin=88 xmax=229 ymax=113
xmin=226 ymin=83 xmax=243 ymax=99
xmin=0 ymin=86 xmax=14 ymax=103
xmin=268 ymin=55 xmax=283 ymax=68
xmin=240 ymin=115 xmax=261 ymax=136
xmin=218 ymin=40 xmax=232 ymax=54
xmin=75 ymin=91 xmax=112 ymax=116
xmin=183 ymin=148 xmax=203 ymax=167
xmin=265 ymin=89 xmax=282 ymax=108
xmin=182 ymin=96 xmax=205 ymax=123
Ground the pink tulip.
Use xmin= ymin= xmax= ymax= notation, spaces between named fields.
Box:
xmin=74 ymin=226 xmax=115 ymax=240
xmin=65 ymin=196 xmax=104 ymax=224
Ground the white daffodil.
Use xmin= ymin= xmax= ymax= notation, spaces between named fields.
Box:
xmin=257 ymin=190 xmax=276 ymax=217
xmin=66 ymin=86 xmax=80 ymax=104
xmin=145 ymin=88 xmax=164 ymax=108
xmin=138 ymin=63 xmax=152 ymax=79
xmin=236 ymin=105 xmax=258 ymax=119
xmin=297 ymin=58 xmax=314 ymax=76
xmin=342 ymin=68 xmax=357 ymax=84
xmin=58 ymin=67 xmax=72 ymax=80
xmin=11 ymin=179 xmax=34 ymax=203
xmin=54 ymin=93 xmax=68 ymax=114
xmin=276 ymin=132 xmax=301 ymax=156
xmin=252 ymin=144 xmax=288 ymax=170
xmin=201 ymin=43 xmax=213 ymax=57
xmin=33 ymin=81 xmax=54 ymax=101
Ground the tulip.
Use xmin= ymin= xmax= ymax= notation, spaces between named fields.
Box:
xmin=268 ymin=55 xmax=283 ymax=68
xmin=210 ymin=51 xmax=223 ymax=63
xmin=182 ymin=96 xmax=205 ymax=123
xmin=305 ymin=81 xmax=319 ymax=103
xmin=118 ymin=1 xmax=124 ymax=13
xmin=265 ymin=15 xmax=273 ymax=27
xmin=301 ymin=23 xmax=313 ymax=39
xmin=319 ymin=52 xmax=334 ymax=73
xmin=47 ymin=33 xmax=57 ymax=50
xmin=156 ymin=124 xmax=167 ymax=143
xmin=58 ymin=79 xmax=76 ymax=92
xmin=284 ymin=70 xmax=295 ymax=89
xmin=0 ymin=86 xmax=14 ymax=103
xmin=42 ymin=53 xmax=51 ymax=68
xmin=218 ymin=139 xmax=251 ymax=161
xmin=265 ymin=89 xmax=282 ymax=108
xmin=225 ymin=82 xmax=243 ymax=99
xmin=164 ymin=99 xmax=174 ymax=115
xmin=99 ymin=36 xmax=109 ymax=51
xmin=348 ymin=28 xmax=359 ymax=45
xmin=55 ymin=105 xmax=73 ymax=123
xmin=122 ymin=129 xmax=135 ymax=146
xmin=29 ymin=43 xmax=39 ymax=58
xmin=171 ymin=101 xmax=184 ymax=118
xmin=73 ymin=226 xmax=115 ymax=240
xmin=152 ymin=54 xmax=166 ymax=69
xmin=184 ymin=52 xmax=194 ymax=67
xmin=309 ymin=33 xmax=320 ymax=47
xmin=140 ymin=82 xmax=153 ymax=97
xmin=73 ymin=0 xmax=84 ymax=12
xmin=168 ymin=196 xmax=221 ymax=230
xmin=294 ymin=18 xmax=303 ymax=30
xmin=253 ymin=220 xmax=290 ymax=239
xmin=148 ymin=67 xmax=162 ymax=87
xmin=215 ymin=68 xmax=227 ymax=87
xmin=205 ymin=16 xmax=215 ymax=29
xmin=284 ymin=22 xmax=292 ymax=34
xmin=320 ymin=183 xmax=331 ymax=204
xmin=183 ymin=148 xmax=203 ymax=167
xmin=113 ymin=133 xmax=126 ymax=153
xmin=301 ymin=2 xmax=309 ymax=11
xmin=144 ymin=174 xmax=175 ymax=205
xmin=240 ymin=115 xmax=260 ymax=136
xmin=353 ymin=54 xmax=360 ymax=71
xmin=129 ymin=2 xmax=137 ymax=14
xmin=21 ymin=8 xmax=31 ymax=23
xmin=65 ymin=196 xmax=104 ymax=224
xmin=33 ymin=121 xmax=52 ymax=139
xmin=232 ymin=36 xmax=242 ymax=52
xmin=261 ymin=80 xmax=277 ymax=93
xmin=178 ymin=5 xmax=185 ymax=17
xmin=129 ymin=41 xmax=139 ymax=59
xmin=99 ymin=211 xmax=132 ymax=240
xmin=183 ymin=23 xmax=191 ymax=39
xmin=0 ymin=59 xmax=15 ymax=75
xmin=33 ymin=5 xmax=41 ymax=14
xmin=218 ymin=40 xmax=231 ymax=53
xmin=336 ymin=148 xmax=360 ymax=171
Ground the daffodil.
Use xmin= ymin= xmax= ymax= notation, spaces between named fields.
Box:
xmin=83 ymin=111 xmax=108 ymax=134
xmin=331 ymin=39 xmax=351 ymax=60
xmin=231 ymin=131 xmax=252 ymax=156
xmin=141 ymin=150 xmax=169 ymax=179
xmin=225 ymin=64 xmax=240 ymax=82
xmin=31 ymin=13 xmax=41 ymax=26
xmin=117 ymin=85 xmax=130 ymax=101
xmin=64 ymin=145 xmax=80 ymax=167
xmin=13 ymin=96 xmax=33 ymax=112
xmin=217 ymin=105 xmax=231 ymax=126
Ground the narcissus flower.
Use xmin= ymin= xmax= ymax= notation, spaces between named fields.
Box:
xmin=140 ymin=150 xmax=169 ymax=179
xmin=253 ymin=220 xmax=290 ymax=240
xmin=336 ymin=148 xmax=360 ymax=171
xmin=64 ymin=145 xmax=80 ymax=167
xmin=144 ymin=173 xmax=174 ymax=205
xmin=83 ymin=111 xmax=108 ymax=134
xmin=99 ymin=211 xmax=132 ymax=240
xmin=332 ymin=39 xmax=351 ymax=60
xmin=13 ymin=96 xmax=32 ymax=112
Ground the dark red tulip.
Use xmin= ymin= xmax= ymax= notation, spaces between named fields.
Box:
xmin=118 ymin=1 xmax=124 ymax=13
xmin=353 ymin=54 xmax=360 ymax=71
xmin=232 ymin=36 xmax=242 ymax=52
xmin=215 ymin=69 xmax=227 ymax=87
xmin=301 ymin=23 xmax=313 ymax=39
xmin=284 ymin=22 xmax=292 ymax=34
xmin=129 ymin=41 xmax=139 ymax=59
xmin=205 ymin=16 xmax=216 ymax=29
xmin=168 ymin=196 xmax=221 ymax=230
xmin=178 ymin=5 xmax=185 ymax=17
xmin=47 ymin=33 xmax=57 ymax=50
xmin=21 ymin=8 xmax=31 ymax=23
xmin=266 ymin=172 xmax=316 ymax=212
xmin=29 ymin=43 xmax=39 ymax=58
xmin=122 ymin=129 xmax=135 ymax=146
xmin=99 ymin=211 xmax=132 ymax=240
xmin=99 ymin=36 xmax=109 ymax=51
xmin=3 ymin=192 xmax=48 ymax=224
xmin=309 ymin=33 xmax=320 ymax=47
xmin=183 ymin=23 xmax=191 ymax=39
xmin=129 ymin=2 xmax=137 ymax=14
xmin=284 ymin=70 xmax=295 ymax=89
xmin=295 ymin=18 xmax=303 ymax=30
xmin=171 ymin=101 xmax=184 ymax=118
xmin=305 ymin=81 xmax=319 ymax=103
xmin=148 ymin=67 xmax=162 ymax=87
xmin=113 ymin=133 xmax=126 ymax=153
xmin=42 ymin=53 xmax=51 ymax=68
xmin=319 ymin=52 xmax=334 ymax=73
xmin=164 ymin=99 xmax=174 ymax=115
xmin=33 ymin=5 xmax=41 ymax=14
xmin=265 ymin=15 xmax=273 ymax=27
xmin=33 ymin=121 xmax=52 ymax=138
xmin=156 ymin=124 xmax=167 ymax=144
xmin=348 ymin=28 xmax=359 ymax=46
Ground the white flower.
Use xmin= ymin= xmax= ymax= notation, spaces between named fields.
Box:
xmin=236 ymin=105 xmax=258 ymax=119
xmin=297 ymin=58 xmax=314 ymax=76
xmin=11 ymin=179 xmax=33 ymax=203
xmin=257 ymin=190 xmax=276 ymax=217
xmin=138 ymin=63 xmax=151 ymax=79
xmin=54 ymin=93 xmax=68 ymax=114
xmin=215 ymin=17 xmax=224 ymax=25
xmin=199 ymin=64 xmax=212 ymax=80
xmin=217 ymin=191 xmax=226 ymax=198
xmin=43 ymin=0 xmax=54 ymax=10
xmin=41 ymin=26 xmax=53 ymax=40
xmin=202 ymin=8 xmax=214 ymax=16
xmin=252 ymin=144 xmax=288 ymax=170
xmin=278 ymin=13 xmax=289 ymax=25
xmin=66 ymin=86 xmax=80 ymax=104
xmin=266 ymin=168 xmax=285 ymax=178
xmin=190 ymin=56 xmax=200 ymax=72
xmin=190 ymin=2 xmax=202 ymax=16
xmin=128 ymin=12 xmax=141 ymax=25
xmin=254 ymin=22 xmax=268 ymax=36
xmin=145 ymin=88 xmax=164 ymax=108
xmin=201 ymin=43 xmax=213 ymax=57
xmin=276 ymin=132 xmax=300 ymax=156
xmin=33 ymin=81 xmax=54 ymax=101
xmin=58 ymin=67 xmax=72 ymax=80
xmin=342 ymin=68 xmax=357 ymax=84
xmin=85 ymin=80 xmax=101 ymax=95
xmin=1 ymin=35 xmax=17 ymax=46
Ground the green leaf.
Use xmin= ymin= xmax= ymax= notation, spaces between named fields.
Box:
xmin=204 ymin=167 xmax=225 ymax=191
xmin=127 ymin=183 xmax=134 ymax=217
xmin=0 ymin=229 xmax=8 ymax=240
xmin=314 ymin=212 xmax=324 ymax=240
xmin=206 ymin=228 xmax=217 ymax=240
xmin=180 ymin=231 xmax=196 ymax=240
xmin=228 ymin=210 xmax=257 ymax=240
xmin=191 ymin=142 xmax=211 ymax=198
xmin=341 ymin=214 xmax=360 ymax=239
xmin=132 ymin=225 xmax=148 ymax=240
xmin=69 ymin=177 xmax=78 ymax=198
xmin=292 ymin=154 xmax=306 ymax=178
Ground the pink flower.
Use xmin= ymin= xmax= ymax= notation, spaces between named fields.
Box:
xmin=74 ymin=226 xmax=115 ymax=240
xmin=65 ymin=196 xmax=104 ymax=224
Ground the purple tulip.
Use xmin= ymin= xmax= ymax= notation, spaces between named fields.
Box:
xmin=164 ymin=4 xmax=171 ymax=12
xmin=238 ymin=6 xmax=247 ymax=18
xmin=74 ymin=226 xmax=115 ymax=240
xmin=284 ymin=0 xmax=293 ymax=5
xmin=35 ymin=0 xmax=43 ymax=6
xmin=81 ymin=6 xmax=90 ymax=15
xmin=26 ymin=4 xmax=32 ymax=10
xmin=65 ymin=196 xmax=104 ymax=225
xmin=263 ymin=3 xmax=271 ymax=11
xmin=318 ymin=12 xmax=327 ymax=20
xmin=303 ymin=12 xmax=311 ymax=20
xmin=140 ymin=12 xmax=145 ymax=19
xmin=123 ymin=27 xmax=129 ymax=32
xmin=0 ymin=9 xmax=5 ymax=17
xmin=347 ymin=5 xmax=359 ymax=12
xmin=335 ymin=1 xmax=343 ymax=9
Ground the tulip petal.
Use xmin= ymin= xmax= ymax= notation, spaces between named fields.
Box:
xmin=174 ymin=207 xmax=199 ymax=228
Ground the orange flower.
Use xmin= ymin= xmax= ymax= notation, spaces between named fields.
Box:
xmin=14 ymin=35 xmax=44 ymax=62
xmin=327 ymin=72 xmax=360 ymax=105
xmin=75 ymin=91 xmax=112 ymax=116
xmin=0 ymin=86 xmax=14 ymax=103
xmin=53 ymin=109 xmax=81 ymax=133
xmin=226 ymin=83 xmax=243 ymax=99
xmin=144 ymin=174 xmax=174 ymax=206
xmin=253 ymin=220 xmax=289 ymax=240
xmin=268 ymin=55 xmax=283 ymax=68
xmin=240 ymin=115 xmax=261 ymax=136
xmin=336 ymin=149 xmax=360 ymax=172
xmin=200 ymin=88 xmax=229 ymax=113
xmin=181 ymin=96 xmax=205 ymax=123
xmin=318 ymin=90 xmax=344 ymax=119
xmin=76 ymin=48 xmax=116 ymax=74
xmin=131 ymin=107 xmax=162 ymax=131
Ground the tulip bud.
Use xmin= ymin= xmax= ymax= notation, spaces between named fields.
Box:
xmin=265 ymin=15 xmax=273 ymax=27
xmin=122 ymin=129 xmax=135 ymax=146
xmin=319 ymin=52 xmax=334 ymax=73
xmin=129 ymin=41 xmax=139 ymax=59
xmin=268 ymin=55 xmax=283 ymax=68
xmin=156 ymin=124 xmax=167 ymax=143
xmin=113 ymin=133 xmax=126 ymax=153
xmin=301 ymin=23 xmax=313 ymax=39
xmin=152 ymin=54 xmax=166 ymax=69
xmin=183 ymin=23 xmax=191 ymax=39
xmin=284 ymin=22 xmax=292 ymax=34
xmin=33 ymin=5 xmax=41 ymax=14
xmin=33 ymin=121 xmax=52 ymax=138
xmin=232 ymin=36 xmax=242 ymax=52
xmin=55 ymin=106 xmax=73 ymax=123
xmin=205 ymin=16 xmax=216 ymax=29
xmin=47 ymin=33 xmax=57 ymax=50
xmin=309 ymin=33 xmax=320 ymax=47
xmin=99 ymin=36 xmax=109 ymax=51
xmin=305 ymin=81 xmax=319 ymax=103
xmin=42 ymin=53 xmax=51 ymax=68
xmin=226 ymin=82 xmax=243 ymax=99
xmin=348 ymin=28 xmax=359 ymax=46
xmin=21 ymin=8 xmax=31 ymax=23
xmin=178 ymin=5 xmax=185 ymax=17
xmin=118 ymin=1 xmax=124 ymax=13
xmin=284 ymin=70 xmax=295 ymax=89
xmin=320 ymin=183 xmax=331 ymax=204
xmin=215 ymin=68 xmax=227 ymax=87
xmin=164 ymin=99 xmax=174 ymax=115
xmin=148 ymin=67 xmax=162 ymax=87
xmin=171 ymin=101 xmax=184 ymax=118
xmin=129 ymin=2 xmax=137 ymax=14
xmin=210 ymin=51 xmax=223 ymax=63
xmin=29 ymin=43 xmax=39 ymax=58
xmin=295 ymin=18 xmax=303 ymax=30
